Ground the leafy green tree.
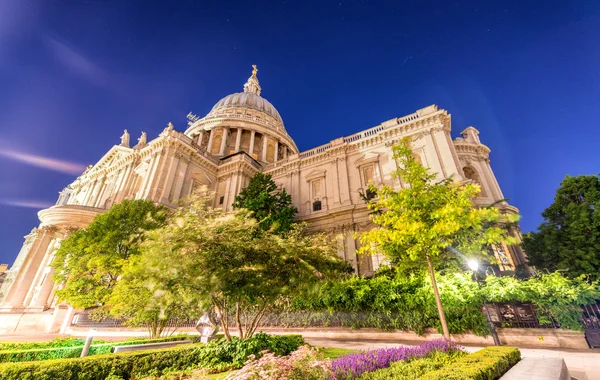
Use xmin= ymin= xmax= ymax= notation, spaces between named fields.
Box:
xmin=139 ymin=191 xmax=347 ymax=341
xmin=232 ymin=172 xmax=297 ymax=234
xmin=107 ymin=254 xmax=192 ymax=338
xmin=523 ymin=174 xmax=600 ymax=278
xmin=358 ymin=138 xmax=518 ymax=338
xmin=52 ymin=200 xmax=167 ymax=310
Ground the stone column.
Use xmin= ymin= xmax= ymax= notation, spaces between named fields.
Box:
xmin=160 ymin=152 xmax=180 ymax=203
xmin=262 ymin=135 xmax=268 ymax=161
xmin=171 ymin=157 xmax=189 ymax=202
xmin=218 ymin=128 xmax=228 ymax=155
xmin=197 ymin=131 xmax=204 ymax=147
xmin=144 ymin=151 xmax=164 ymax=200
xmin=249 ymin=131 xmax=256 ymax=157
xmin=25 ymin=236 xmax=59 ymax=308
xmin=3 ymin=228 xmax=54 ymax=308
xmin=283 ymin=146 xmax=288 ymax=159
xmin=93 ymin=177 xmax=108 ymax=208
xmin=207 ymin=129 xmax=215 ymax=153
xmin=235 ymin=128 xmax=242 ymax=152
xmin=115 ymin=165 xmax=133 ymax=203
xmin=274 ymin=141 xmax=279 ymax=162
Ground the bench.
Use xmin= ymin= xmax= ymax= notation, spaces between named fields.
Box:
xmin=112 ymin=340 xmax=194 ymax=353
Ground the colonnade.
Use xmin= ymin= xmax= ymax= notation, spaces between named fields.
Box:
xmin=194 ymin=127 xmax=291 ymax=163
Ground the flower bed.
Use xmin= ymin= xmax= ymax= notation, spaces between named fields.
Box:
xmin=331 ymin=339 xmax=463 ymax=379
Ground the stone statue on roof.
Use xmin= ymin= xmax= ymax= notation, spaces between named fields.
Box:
xmin=120 ymin=129 xmax=130 ymax=147
xmin=138 ymin=131 xmax=147 ymax=146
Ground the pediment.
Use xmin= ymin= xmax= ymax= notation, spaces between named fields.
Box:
xmin=305 ymin=169 xmax=326 ymax=181
xmin=87 ymin=145 xmax=132 ymax=176
xmin=355 ymin=152 xmax=381 ymax=167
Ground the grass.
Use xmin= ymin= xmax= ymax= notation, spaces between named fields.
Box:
xmin=320 ymin=347 xmax=359 ymax=359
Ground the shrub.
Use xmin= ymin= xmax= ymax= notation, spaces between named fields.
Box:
xmin=224 ymin=345 xmax=331 ymax=380
xmin=0 ymin=335 xmax=191 ymax=363
xmin=419 ymin=346 xmax=521 ymax=380
xmin=0 ymin=333 xmax=304 ymax=380
xmin=359 ymin=351 xmax=466 ymax=379
xmin=0 ymin=337 xmax=107 ymax=352
xmin=331 ymin=339 xmax=463 ymax=379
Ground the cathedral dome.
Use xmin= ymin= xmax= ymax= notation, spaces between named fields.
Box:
xmin=209 ymin=92 xmax=283 ymax=124
xmin=184 ymin=65 xmax=298 ymax=157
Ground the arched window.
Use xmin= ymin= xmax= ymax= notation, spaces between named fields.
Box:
xmin=463 ymin=166 xmax=486 ymax=197
xmin=412 ymin=153 xmax=423 ymax=166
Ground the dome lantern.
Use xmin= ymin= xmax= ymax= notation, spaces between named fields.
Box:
xmin=243 ymin=65 xmax=262 ymax=96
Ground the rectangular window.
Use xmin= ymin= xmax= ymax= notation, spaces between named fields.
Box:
xmin=312 ymin=200 xmax=322 ymax=211
xmin=219 ymin=196 xmax=224 ymax=205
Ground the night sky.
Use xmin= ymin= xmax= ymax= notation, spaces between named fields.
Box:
xmin=1 ymin=0 xmax=599 ymax=265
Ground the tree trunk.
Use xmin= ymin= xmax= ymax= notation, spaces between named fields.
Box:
xmin=426 ymin=253 xmax=450 ymax=339
xmin=212 ymin=298 xmax=231 ymax=341
xmin=235 ymin=301 xmax=244 ymax=339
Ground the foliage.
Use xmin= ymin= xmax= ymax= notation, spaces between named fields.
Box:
xmin=483 ymin=272 xmax=600 ymax=330
xmin=0 ymin=337 xmax=107 ymax=352
xmin=107 ymin=249 xmax=195 ymax=338
xmin=331 ymin=339 xmax=463 ymax=379
xmin=290 ymin=272 xmax=489 ymax=335
xmin=359 ymin=139 xmax=518 ymax=338
xmin=137 ymin=191 xmax=347 ymax=341
xmin=288 ymin=271 xmax=600 ymax=333
xmin=359 ymin=351 xmax=466 ymax=380
xmin=419 ymin=346 xmax=520 ymax=380
xmin=0 ymin=333 xmax=303 ymax=380
xmin=0 ymin=336 xmax=190 ymax=363
xmin=224 ymin=345 xmax=331 ymax=380
xmin=523 ymin=174 xmax=600 ymax=279
xmin=52 ymin=200 xmax=167 ymax=310
xmin=232 ymin=172 xmax=297 ymax=234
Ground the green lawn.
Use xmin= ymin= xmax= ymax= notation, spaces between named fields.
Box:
xmin=320 ymin=347 xmax=358 ymax=359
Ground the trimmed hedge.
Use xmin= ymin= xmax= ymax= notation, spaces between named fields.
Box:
xmin=420 ymin=346 xmax=521 ymax=380
xmin=0 ymin=333 xmax=304 ymax=380
xmin=0 ymin=338 xmax=108 ymax=352
xmin=360 ymin=351 xmax=466 ymax=379
xmin=0 ymin=336 xmax=191 ymax=363
xmin=361 ymin=347 xmax=519 ymax=380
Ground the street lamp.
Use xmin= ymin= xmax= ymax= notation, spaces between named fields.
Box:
xmin=467 ymin=259 xmax=479 ymax=271
xmin=468 ymin=259 xmax=501 ymax=346
xmin=80 ymin=329 xmax=96 ymax=358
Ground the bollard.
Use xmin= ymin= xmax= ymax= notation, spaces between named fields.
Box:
xmin=80 ymin=329 xmax=96 ymax=358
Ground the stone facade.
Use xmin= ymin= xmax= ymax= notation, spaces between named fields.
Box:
xmin=0 ymin=67 xmax=526 ymax=329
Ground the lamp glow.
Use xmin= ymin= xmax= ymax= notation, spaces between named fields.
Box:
xmin=87 ymin=328 xmax=96 ymax=338
xmin=467 ymin=259 xmax=479 ymax=271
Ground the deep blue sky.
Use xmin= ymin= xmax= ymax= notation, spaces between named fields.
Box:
xmin=0 ymin=0 xmax=599 ymax=265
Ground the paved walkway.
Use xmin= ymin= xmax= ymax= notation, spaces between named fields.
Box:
xmin=305 ymin=338 xmax=600 ymax=380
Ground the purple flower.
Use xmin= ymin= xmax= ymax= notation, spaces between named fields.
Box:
xmin=331 ymin=339 xmax=463 ymax=379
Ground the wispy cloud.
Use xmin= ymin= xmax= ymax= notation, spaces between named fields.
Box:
xmin=43 ymin=35 xmax=110 ymax=87
xmin=0 ymin=148 xmax=87 ymax=175
xmin=0 ymin=199 xmax=53 ymax=209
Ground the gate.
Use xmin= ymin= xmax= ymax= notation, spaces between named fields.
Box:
xmin=582 ymin=303 xmax=600 ymax=348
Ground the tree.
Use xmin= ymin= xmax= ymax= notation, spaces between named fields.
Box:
xmin=139 ymin=191 xmax=347 ymax=341
xmin=358 ymin=138 xmax=518 ymax=339
xmin=523 ymin=174 xmax=600 ymax=279
xmin=52 ymin=200 xmax=167 ymax=310
xmin=232 ymin=172 xmax=297 ymax=234
xmin=107 ymin=254 xmax=193 ymax=338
